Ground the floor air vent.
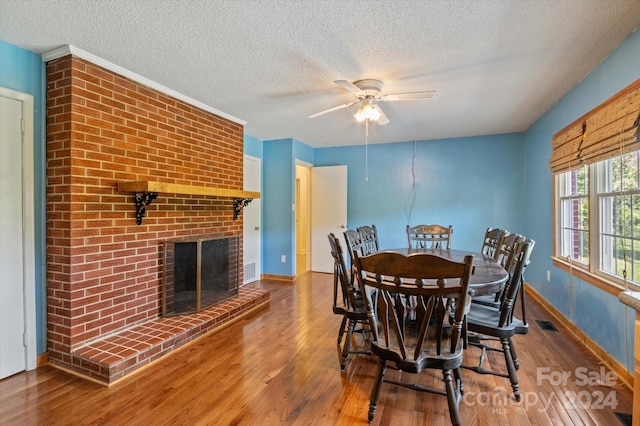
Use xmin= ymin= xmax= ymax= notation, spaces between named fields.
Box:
xmin=615 ymin=412 xmax=632 ymax=426
xmin=536 ymin=320 xmax=559 ymax=332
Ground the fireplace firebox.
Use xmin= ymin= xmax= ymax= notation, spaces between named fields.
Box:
xmin=163 ymin=235 xmax=240 ymax=316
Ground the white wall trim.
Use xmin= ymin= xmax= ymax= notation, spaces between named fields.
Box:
xmin=41 ymin=45 xmax=247 ymax=126
xmin=0 ymin=86 xmax=37 ymax=371
xmin=295 ymin=159 xmax=313 ymax=168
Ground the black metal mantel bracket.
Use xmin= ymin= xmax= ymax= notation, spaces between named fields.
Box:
xmin=233 ymin=198 xmax=253 ymax=220
xmin=134 ymin=192 xmax=159 ymax=225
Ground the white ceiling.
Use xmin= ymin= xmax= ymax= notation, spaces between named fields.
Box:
xmin=1 ymin=0 xmax=640 ymax=148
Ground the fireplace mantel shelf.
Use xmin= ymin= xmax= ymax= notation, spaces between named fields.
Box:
xmin=117 ymin=180 xmax=260 ymax=225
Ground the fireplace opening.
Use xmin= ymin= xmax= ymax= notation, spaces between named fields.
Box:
xmin=163 ymin=235 xmax=240 ymax=316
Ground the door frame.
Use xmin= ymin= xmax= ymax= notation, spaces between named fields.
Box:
xmin=295 ymin=163 xmax=311 ymax=275
xmin=0 ymin=86 xmax=37 ymax=371
xmin=243 ymin=154 xmax=261 ymax=284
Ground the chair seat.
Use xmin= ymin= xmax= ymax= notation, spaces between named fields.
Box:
xmin=466 ymin=302 xmax=529 ymax=337
xmin=469 ymin=293 xmax=500 ymax=308
xmin=332 ymin=298 xmax=368 ymax=320
xmin=371 ymin=344 xmax=463 ymax=373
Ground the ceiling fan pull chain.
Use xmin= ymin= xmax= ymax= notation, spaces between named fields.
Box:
xmin=365 ymin=119 xmax=369 ymax=182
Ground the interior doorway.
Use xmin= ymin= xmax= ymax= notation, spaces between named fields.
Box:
xmin=295 ymin=164 xmax=311 ymax=276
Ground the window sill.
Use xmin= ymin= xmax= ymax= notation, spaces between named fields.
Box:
xmin=551 ymin=257 xmax=638 ymax=297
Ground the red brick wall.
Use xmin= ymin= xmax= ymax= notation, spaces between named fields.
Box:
xmin=46 ymin=55 xmax=244 ymax=366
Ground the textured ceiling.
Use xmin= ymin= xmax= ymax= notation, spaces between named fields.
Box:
xmin=1 ymin=0 xmax=640 ymax=147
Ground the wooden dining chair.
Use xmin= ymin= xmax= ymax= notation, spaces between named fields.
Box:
xmin=474 ymin=231 xmax=525 ymax=307
xmin=461 ymin=238 xmax=535 ymax=402
xmin=343 ymin=229 xmax=365 ymax=282
xmin=354 ymin=250 xmax=474 ymax=425
xmin=480 ymin=227 xmax=507 ymax=260
xmin=327 ymin=233 xmax=372 ymax=370
xmin=356 ymin=224 xmax=379 ymax=255
xmin=406 ymin=224 xmax=453 ymax=249
xmin=495 ymin=232 xmax=525 ymax=268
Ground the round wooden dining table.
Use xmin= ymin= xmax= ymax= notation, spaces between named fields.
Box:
xmin=381 ymin=248 xmax=509 ymax=296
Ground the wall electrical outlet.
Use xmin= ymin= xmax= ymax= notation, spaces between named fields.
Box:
xmin=281 ymin=255 xmax=286 ymax=263
xmin=546 ymin=270 xmax=551 ymax=282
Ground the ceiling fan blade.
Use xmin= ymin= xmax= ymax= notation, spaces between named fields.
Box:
xmin=334 ymin=80 xmax=364 ymax=95
xmin=381 ymin=90 xmax=437 ymax=101
xmin=375 ymin=105 xmax=390 ymax=126
xmin=308 ymin=101 xmax=358 ymax=118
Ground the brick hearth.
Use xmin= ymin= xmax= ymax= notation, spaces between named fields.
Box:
xmin=67 ymin=287 xmax=269 ymax=384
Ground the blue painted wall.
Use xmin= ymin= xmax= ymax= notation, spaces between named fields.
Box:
xmin=262 ymin=138 xmax=314 ymax=276
xmin=315 ymin=134 xmax=525 ymax=251
xmin=523 ymin=28 xmax=640 ymax=371
xmin=0 ymin=40 xmax=46 ymax=354
xmin=244 ymin=133 xmax=263 ymax=159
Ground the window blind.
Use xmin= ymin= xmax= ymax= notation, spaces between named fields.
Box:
xmin=549 ymin=78 xmax=640 ymax=174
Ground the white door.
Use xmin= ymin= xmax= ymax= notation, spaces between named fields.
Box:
xmin=0 ymin=89 xmax=36 ymax=378
xmin=243 ymin=155 xmax=261 ymax=284
xmin=311 ymin=165 xmax=347 ymax=273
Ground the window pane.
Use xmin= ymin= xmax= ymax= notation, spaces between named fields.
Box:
xmin=617 ymin=195 xmax=632 ymax=237
xmin=611 ymin=156 xmax=623 ymax=192
xmin=576 ymin=165 xmax=588 ymax=195
xmin=562 ymin=229 xmax=589 ymax=262
xmin=600 ymin=195 xmax=634 ymax=237
xmin=600 ymin=234 xmax=620 ymax=276
xmin=578 ymin=198 xmax=589 ymax=228
xmin=562 ymin=228 xmax=589 ymax=263
xmin=561 ymin=199 xmax=589 ymax=233
xmin=634 ymin=195 xmax=640 ymax=237
xmin=633 ymin=239 xmax=640 ymax=283
xmin=623 ymin=151 xmax=640 ymax=191
xmin=559 ymin=165 xmax=588 ymax=196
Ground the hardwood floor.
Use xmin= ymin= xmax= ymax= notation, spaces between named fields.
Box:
xmin=0 ymin=272 xmax=633 ymax=425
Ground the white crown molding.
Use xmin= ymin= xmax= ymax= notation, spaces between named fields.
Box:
xmin=41 ymin=45 xmax=246 ymax=126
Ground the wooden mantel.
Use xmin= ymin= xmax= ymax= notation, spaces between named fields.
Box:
xmin=117 ymin=181 xmax=260 ymax=199
xmin=117 ymin=181 xmax=260 ymax=225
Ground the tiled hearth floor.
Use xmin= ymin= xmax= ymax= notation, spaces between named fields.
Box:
xmin=67 ymin=286 xmax=270 ymax=385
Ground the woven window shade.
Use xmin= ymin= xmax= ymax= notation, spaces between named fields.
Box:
xmin=549 ymin=78 xmax=640 ymax=174
xmin=549 ymin=121 xmax=586 ymax=173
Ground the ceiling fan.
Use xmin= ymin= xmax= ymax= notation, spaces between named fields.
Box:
xmin=308 ymin=79 xmax=436 ymax=125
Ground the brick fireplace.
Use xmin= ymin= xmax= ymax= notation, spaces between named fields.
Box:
xmin=45 ymin=54 xmax=268 ymax=383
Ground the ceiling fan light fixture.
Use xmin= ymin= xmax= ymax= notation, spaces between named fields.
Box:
xmin=355 ymin=101 xmax=381 ymax=122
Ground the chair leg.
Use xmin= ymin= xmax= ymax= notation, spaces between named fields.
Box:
xmin=368 ymin=358 xmax=387 ymax=422
xmin=443 ymin=370 xmax=462 ymax=426
xmin=340 ymin=319 xmax=355 ymax=370
xmin=453 ymin=367 xmax=464 ymax=395
xmin=500 ymin=337 xmax=521 ymax=401
xmin=509 ymin=338 xmax=520 ymax=370
xmin=336 ymin=316 xmax=348 ymax=345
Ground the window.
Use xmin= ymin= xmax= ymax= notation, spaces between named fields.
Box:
xmin=550 ymin=78 xmax=640 ymax=292
xmin=557 ymin=165 xmax=589 ymax=265
xmin=555 ymin=150 xmax=640 ymax=289
xmin=596 ymin=151 xmax=640 ymax=282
